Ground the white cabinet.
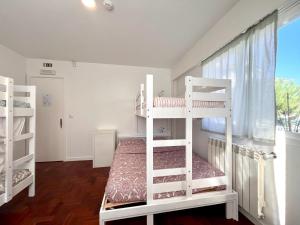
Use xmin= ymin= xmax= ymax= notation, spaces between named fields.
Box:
xmin=93 ymin=129 xmax=116 ymax=168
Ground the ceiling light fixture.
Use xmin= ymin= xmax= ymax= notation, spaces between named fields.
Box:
xmin=81 ymin=0 xmax=96 ymax=9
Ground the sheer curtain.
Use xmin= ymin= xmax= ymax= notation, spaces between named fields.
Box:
xmin=202 ymin=12 xmax=277 ymax=142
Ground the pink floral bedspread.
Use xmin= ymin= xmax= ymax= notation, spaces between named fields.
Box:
xmin=105 ymin=139 xmax=225 ymax=203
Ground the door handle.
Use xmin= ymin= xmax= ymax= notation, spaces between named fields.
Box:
xmin=60 ymin=118 xmax=63 ymax=128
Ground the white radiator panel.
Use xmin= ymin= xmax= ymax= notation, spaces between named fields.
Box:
xmin=236 ymin=149 xmax=243 ymax=207
xmin=242 ymin=152 xmax=250 ymax=212
xmin=249 ymin=158 xmax=258 ymax=218
xmin=208 ymin=137 xmax=275 ymax=219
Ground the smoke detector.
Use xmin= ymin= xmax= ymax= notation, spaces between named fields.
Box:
xmin=103 ymin=0 xmax=113 ymax=11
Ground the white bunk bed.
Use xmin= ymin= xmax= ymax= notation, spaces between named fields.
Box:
xmin=0 ymin=75 xmax=36 ymax=207
xmin=100 ymin=74 xmax=238 ymax=225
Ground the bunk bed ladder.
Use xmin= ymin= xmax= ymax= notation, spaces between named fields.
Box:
xmin=146 ymin=75 xmax=192 ymax=224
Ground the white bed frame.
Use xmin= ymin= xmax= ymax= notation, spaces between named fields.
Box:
xmin=0 ymin=75 xmax=36 ymax=207
xmin=100 ymin=74 xmax=238 ymax=225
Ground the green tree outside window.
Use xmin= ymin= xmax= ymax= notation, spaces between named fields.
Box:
xmin=276 ymin=78 xmax=300 ymax=132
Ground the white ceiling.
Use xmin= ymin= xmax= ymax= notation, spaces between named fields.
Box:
xmin=0 ymin=0 xmax=238 ymax=68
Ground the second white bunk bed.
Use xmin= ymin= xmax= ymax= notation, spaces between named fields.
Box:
xmin=0 ymin=75 xmax=36 ymax=207
xmin=100 ymin=74 xmax=238 ymax=225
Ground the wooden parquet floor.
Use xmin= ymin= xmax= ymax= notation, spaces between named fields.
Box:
xmin=0 ymin=161 xmax=254 ymax=225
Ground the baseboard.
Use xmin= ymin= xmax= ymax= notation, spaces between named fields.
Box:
xmin=65 ymin=156 xmax=93 ymax=161
xmin=239 ymin=207 xmax=265 ymax=225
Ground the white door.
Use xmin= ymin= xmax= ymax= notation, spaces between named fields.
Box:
xmin=30 ymin=77 xmax=65 ymax=162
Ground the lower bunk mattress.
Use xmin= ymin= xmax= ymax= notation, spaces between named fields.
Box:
xmin=0 ymin=169 xmax=31 ymax=194
xmin=105 ymin=143 xmax=225 ymax=204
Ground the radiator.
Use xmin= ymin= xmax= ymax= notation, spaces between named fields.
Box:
xmin=208 ymin=137 xmax=276 ymax=219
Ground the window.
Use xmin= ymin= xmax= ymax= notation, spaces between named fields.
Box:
xmin=276 ymin=17 xmax=300 ymax=133
xmin=202 ymin=12 xmax=277 ymax=142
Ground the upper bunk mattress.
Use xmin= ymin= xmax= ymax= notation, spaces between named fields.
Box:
xmin=154 ymin=97 xmax=224 ymax=108
xmin=105 ymin=142 xmax=225 ymax=203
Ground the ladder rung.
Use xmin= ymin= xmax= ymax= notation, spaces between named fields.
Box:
xmin=0 ymin=133 xmax=34 ymax=144
xmin=192 ymin=176 xmax=227 ymax=189
xmin=14 ymin=133 xmax=34 ymax=142
xmin=13 ymin=153 xmax=34 ymax=168
xmin=153 ymin=180 xmax=186 ymax=193
xmin=192 ymin=92 xmax=226 ymax=101
xmin=153 ymin=167 xmax=186 ymax=177
xmin=153 ymin=139 xmax=186 ymax=147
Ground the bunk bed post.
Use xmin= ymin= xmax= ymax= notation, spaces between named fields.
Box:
xmin=224 ymin=81 xmax=237 ymax=220
xmin=5 ymin=77 xmax=14 ymax=202
xmin=28 ymin=86 xmax=36 ymax=197
xmin=146 ymin=74 xmax=154 ymax=225
xmin=185 ymin=76 xmax=193 ymax=198
xmin=225 ymin=81 xmax=232 ymax=192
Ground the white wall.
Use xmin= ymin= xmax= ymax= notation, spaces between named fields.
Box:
xmin=0 ymin=44 xmax=26 ymax=85
xmin=172 ymin=0 xmax=287 ymax=80
xmin=26 ymin=58 xmax=171 ymax=161
xmin=285 ymin=135 xmax=300 ymax=225
xmin=0 ymin=44 xmax=26 ymax=159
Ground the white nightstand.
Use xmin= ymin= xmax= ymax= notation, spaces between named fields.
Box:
xmin=93 ymin=129 xmax=116 ymax=168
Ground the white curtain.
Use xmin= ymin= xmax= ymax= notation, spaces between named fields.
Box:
xmin=202 ymin=12 xmax=277 ymax=142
